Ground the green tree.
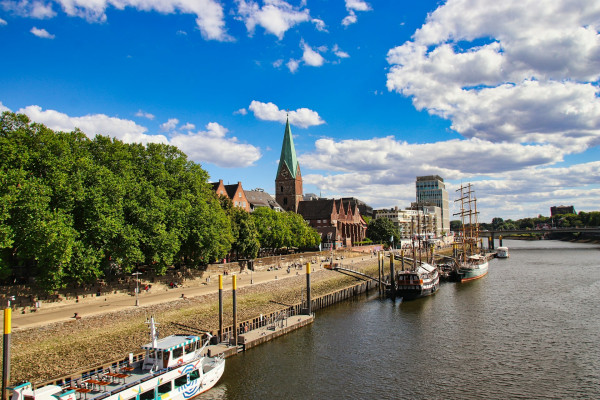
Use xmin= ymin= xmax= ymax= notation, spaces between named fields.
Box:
xmin=367 ymin=218 xmax=400 ymax=245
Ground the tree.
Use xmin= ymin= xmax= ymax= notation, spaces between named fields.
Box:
xmin=367 ymin=218 xmax=400 ymax=245
xmin=230 ymin=208 xmax=260 ymax=260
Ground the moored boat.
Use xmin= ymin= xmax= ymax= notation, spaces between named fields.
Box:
xmin=395 ymin=262 xmax=440 ymax=300
xmin=496 ymin=246 xmax=509 ymax=258
xmin=10 ymin=317 xmax=225 ymax=400
xmin=452 ymin=254 xmax=489 ymax=282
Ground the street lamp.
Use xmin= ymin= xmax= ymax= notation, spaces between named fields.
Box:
xmin=132 ymin=272 xmax=141 ymax=306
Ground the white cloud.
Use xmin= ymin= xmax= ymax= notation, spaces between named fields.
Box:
xmin=386 ymin=0 xmax=600 ymax=153
xmin=2 ymin=0 xmax=56 ymax=18
xmin=3 ymin=0 xmax=230 ymax=41
xmin=0 ymin=17 xmax=6 ymax=25
xmin=30 ymin=26 xmax=54 ymax=38
xmin=341 ymin=10 xmax=356 ymax=26
xmin=0 ymin=101 xmax=10 ymax=112
xmin=248 ymin=100 xmax=325 ymax=128
xmin=333 ymin=44 xmax=349 ymax=58
xmin=236 ymin=0 xmax=319 ymax=39
xmin=170 ymin=122 xmax=261 ymax=168
xmin=17 ymin=105 xmax=167 ymax=145
xmin=300 ymin=134 xmax=600 ymax=220
xmin=135 ymin=110 xmax=155 ymax=120
xmin=287 ymin=58 xmax=299 ymax=73
xmin=14 ymin=104 xmax=261 ymax=168
xmin=181 ymin=122 xmax=196 ymax=131
xmin=302 ymin=41 xmax=325 ymax=67
xmin=234 ymin=108 xmax=248 ymax=115
xmin=342 ymin=0 xmax=371 ymax=26
xmin=160 ymin=118 xmax=179 ymax=132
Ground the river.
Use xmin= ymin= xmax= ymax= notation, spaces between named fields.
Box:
xmin=199 ymin=240 xmax=600 ymax=399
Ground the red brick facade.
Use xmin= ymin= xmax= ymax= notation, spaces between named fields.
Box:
xmin=211 ymin=180 xmax=251 ymax=212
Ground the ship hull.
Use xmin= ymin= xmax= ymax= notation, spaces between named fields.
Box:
xmin=454 ymin=260 xmax=489 ymax=282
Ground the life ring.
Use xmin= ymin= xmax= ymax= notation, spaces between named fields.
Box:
xmin=176 ymin=359 xmax=184 ymax=367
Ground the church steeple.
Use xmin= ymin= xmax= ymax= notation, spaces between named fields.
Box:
xmin=275 ymin=116 xmax=303 ymax=213
xmin=276 ymin=117 xmax=299 ymax=179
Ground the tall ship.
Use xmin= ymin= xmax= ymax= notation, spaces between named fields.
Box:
xmin=392 ymin=206 xmax=440 ymax=300
xmin=451 ymin=183 xmax=489 ymax=282
xmin=10 ymin=317 xmax=225 ymax=400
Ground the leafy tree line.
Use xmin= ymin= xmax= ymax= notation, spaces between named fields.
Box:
xmin=451 ymin=211 xmax=600 ymax=232
xmin=0 ymin=112 xmax=320 ymax=290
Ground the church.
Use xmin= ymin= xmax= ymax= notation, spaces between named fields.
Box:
xmin=275 ymin=118 xmax=367 ymax=249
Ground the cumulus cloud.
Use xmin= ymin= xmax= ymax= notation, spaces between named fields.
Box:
xmin=30 ymin=26 xmax=54 ymax=38
xmin=333 ymin=44 xmax=349 ymax=58
xmin=0 ymin=17 xmax=6 ymax=25
xmin=17 ymin=105 xmax=167 ymax=145
xmin=14 ymin=104 xmax=261 ymax=168
xmin=234 ymin=108 xmax=248 ymax=115
xmin=160 ymin=118 xmax=179 ymax=132
xmin=302 ymin=41 xmax=325 ymax=67
xmin=236 ymin=0 xmax=320 ymax=39
xmin=248 ymin=100 xmax=325 ymax=128
xmin=0 ymin=101 xmax=10 ymax=112
xmin=300 ymin=134 xmax=600 ymax=220
xmin=342 ymin=0 xmax=371 ymax=26
xmin=170 ymin=122 xmax=261 ymax=168
xmin=181 ymin=122 xmax=195 ymax=131
xmin=386 ymin=0 xmax=600 ymax=153
xmin=287 ymin=58 xmax=300 ymax=73
xmin=4 ymin=0 xmax=230 ymax=41
xmin=135 ymin=110 xmax=154 ymax=120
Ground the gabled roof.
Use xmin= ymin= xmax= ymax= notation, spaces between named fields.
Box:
xmin=297 ymin=199 xmax=336 ymax=220
xmin=244 ymin=190 xmax=282 ymax=210
xmin=276 ymin=118 xmax=299 ymax=179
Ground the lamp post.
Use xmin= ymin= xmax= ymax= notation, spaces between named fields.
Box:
xmin=132 ymin=272 xmax=141 ymax=306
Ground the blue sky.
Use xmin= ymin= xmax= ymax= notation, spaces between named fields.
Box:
xmin=1 ymin=0 xmax=599 ymax=222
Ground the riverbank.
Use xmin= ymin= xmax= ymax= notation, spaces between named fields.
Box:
xmin=2 ymin=256 xmax=381 ymax=385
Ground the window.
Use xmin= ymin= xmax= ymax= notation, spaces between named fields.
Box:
xmin=280 ymin=186 xmax=284 ymax=192
xmin=283 ymin=198 xmax=288 ymax=205
xmin=239 ymin=192 xmax=242 ymax=198
xmin=174 ymin=375 xmax=188 ymax=388
xmin=140 ymin=389 xmax=155 ymax=400
xmin=172 ymin=347 xmax=183 ymax=358
xmin=157 ymin=381 xmax=172 ymax=395
xmin=190 ymin=369 xmax=200 ymax=381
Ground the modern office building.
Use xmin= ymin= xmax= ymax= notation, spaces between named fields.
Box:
xmin=415 ymin=175 xmax=450 ymax=235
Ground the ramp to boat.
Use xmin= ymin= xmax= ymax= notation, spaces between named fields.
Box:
xmin=326 ymin=266 xmax=389 ymax=287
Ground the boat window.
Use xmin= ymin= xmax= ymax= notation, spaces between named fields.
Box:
xmin=157 ymin=381 xmax=172 ymax=395
xmin=162 ymin=351 xmax=170 ymax=360
xmin=172 ymin=347 xmax=183 ymax=358
xmin=184 ymin=343 xmax=194 ymax=354
xmin=174 ymin=375 xmax=188 ymax=388
xmin=139 ymin=389 xmax=155 ymax=400
xmin=190 ymin=369 xmax=200 ymax=381
xmin=148 ymin=350 xmax=156 ymax=359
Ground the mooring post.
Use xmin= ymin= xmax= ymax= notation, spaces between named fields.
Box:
xmin=306 ymin=262 xmax=312 ymax=315
xmin=218 ymin=275 xmax=223 ymax=343
xmin=378 ymin=251 xmax=382 ymax=295
xmin=401 ymin=249 xmax=405 ymax=271
xmin=232 ymin=275 xmax=238 ymax=347
xmin=499 ymin=235 xmax=503 ymax=247
xmin=389 ymin=253 xmax=395 ymax=298
xmin=2 ymin=308 xmax=11 ymax=400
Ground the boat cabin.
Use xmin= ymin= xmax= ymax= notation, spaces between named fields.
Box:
xmin=141 ymin=334 xmax=202 ymax=371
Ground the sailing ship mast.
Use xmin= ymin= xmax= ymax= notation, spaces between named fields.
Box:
xmin=454 ymin=183 xmax=480 ymax=263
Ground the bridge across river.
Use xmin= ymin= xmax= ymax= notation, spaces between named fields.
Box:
xmin=479 ymin=227 xmax=600 ymax=248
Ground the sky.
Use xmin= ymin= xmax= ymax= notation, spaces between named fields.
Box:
xmin=1 ymin=0 xmax=599 ymax=222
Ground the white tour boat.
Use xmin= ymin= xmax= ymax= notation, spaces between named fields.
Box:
xmin=496 ymin=247 xmax=509 ymax=258
xmin=10 ymin=317 xmax=225 ymax=400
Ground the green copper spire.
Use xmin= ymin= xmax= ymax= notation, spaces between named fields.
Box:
xmin=277 ymin=117 xmax=299 ymax=178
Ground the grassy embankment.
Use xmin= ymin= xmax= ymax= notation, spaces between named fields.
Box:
xmin=4 ymin=257 xmax=381 ymax=385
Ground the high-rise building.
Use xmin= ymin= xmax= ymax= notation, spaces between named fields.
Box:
xmin=275 ymin=118 xmax=303 ymax=212
xmin=415 ymin=175 xmax=449 ymax=235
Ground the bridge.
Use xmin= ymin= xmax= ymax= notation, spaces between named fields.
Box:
xmin=478 ymin=227 xmax=600 ymax=248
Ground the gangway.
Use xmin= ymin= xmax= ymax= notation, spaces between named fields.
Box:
xmin=327 ymin=265 xmax=390 ymax=287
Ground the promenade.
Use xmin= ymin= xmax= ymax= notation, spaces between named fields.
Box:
xmin=10 ymin=254 xmax=376 ymax=330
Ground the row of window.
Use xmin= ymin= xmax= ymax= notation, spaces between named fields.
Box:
xmin=139 ymin=370 xmax=201 ymax=400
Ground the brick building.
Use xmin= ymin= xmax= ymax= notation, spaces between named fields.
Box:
xmin=297 ymin=199 xmax=367 ymax=249
xmin=211 ymin=180 xmax=251 ymax=212
xmin=275 ymin=118 xmax=303 ymax=212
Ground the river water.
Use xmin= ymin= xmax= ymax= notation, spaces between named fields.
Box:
xmin=199 ymin=240 xmax=600 ymax=399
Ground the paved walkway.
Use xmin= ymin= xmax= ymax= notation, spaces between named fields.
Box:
xmin=11 ymin=255 xmax=376 ymax=330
